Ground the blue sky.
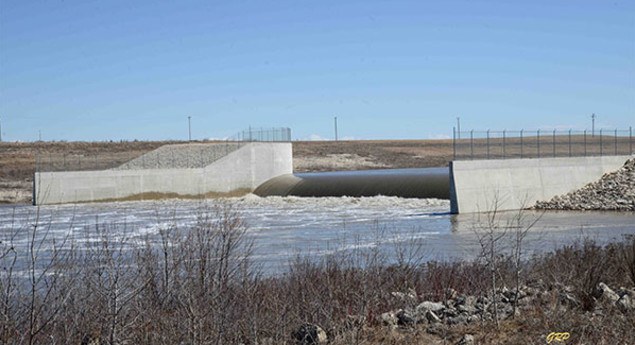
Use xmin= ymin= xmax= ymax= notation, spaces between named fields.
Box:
xmin=1 ymin=0 xmax=633 ymax=142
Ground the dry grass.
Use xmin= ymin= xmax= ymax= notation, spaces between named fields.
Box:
xmin=2 ymin=203 xmax=634 ymax=344
xmin=292 ymin=139 xmax=454 ymax=173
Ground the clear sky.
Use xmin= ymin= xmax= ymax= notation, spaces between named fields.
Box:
xmin=1 ymin=0 xmax=633 ymax=142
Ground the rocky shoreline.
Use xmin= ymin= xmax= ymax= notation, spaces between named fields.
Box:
xmin=291 ymin=281 xmax=635 ymax=345
xmin=535 ymin=157 xmax=635 ymax=211
xmin=380 ymin=281 xmax=633 ymax=329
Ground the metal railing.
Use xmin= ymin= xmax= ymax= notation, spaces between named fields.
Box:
xmin=453 ymin=127 xmax=633 ymax=160
xmin=229 ymin=127 xmax=291 ymax=142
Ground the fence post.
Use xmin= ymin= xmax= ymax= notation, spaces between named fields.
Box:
xmin=600 ymin=129 xmax=603 ymax=156
xmin=35 ymin=152 xmax=39 ymax=173
xmin=470 ymin=130 xmax=474 ymax=160
xmin=614 ymin=129 xmax=618 ymax=155
xmin=487 ymin=129 xmax=489 ymax=159
xmin=584 ymin=130 xmax=587 ymax=156
xmin=630 ymin=127 xmax=633 ymax=154
xmin=503 ymin=130 xmax=506 ymax=159
xmin=453 ymin=127 xmax=456 ymax=160
xmin=569 ymin=128 xmax=571 ymax=157
xmin=537 ymin=129 xmax=540 ymax=158
xmin=49 ymin=153 xmax=53 ymax=171
xmin=520 ymin=129 xmax=524 ymax=158
xmin=552 ymin=129 xmax=556 ymax=157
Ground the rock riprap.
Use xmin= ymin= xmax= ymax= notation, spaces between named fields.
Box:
xmin=115 ymin=142 xmax=245 ymax=170
xmin=378 ymin=282 xmax=634 ymax=332
xmin=534 ymin=157 xmax=635 ymax=211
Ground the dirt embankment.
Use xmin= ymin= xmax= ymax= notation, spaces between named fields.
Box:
xmin=0 ymin=139 xmax=455 ymax=205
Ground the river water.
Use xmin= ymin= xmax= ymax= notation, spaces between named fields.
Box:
xmin=1 ymin=195 xmax=634 ymax=273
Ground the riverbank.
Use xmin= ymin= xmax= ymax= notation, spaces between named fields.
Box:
xmin=1 ymin=202 xmax=633 ymax=344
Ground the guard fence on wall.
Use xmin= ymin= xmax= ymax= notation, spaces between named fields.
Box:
xmin=453 ymin=127 xmax=633 ymax=160
xmin=228 ymin=127 xmax=291 ymax=142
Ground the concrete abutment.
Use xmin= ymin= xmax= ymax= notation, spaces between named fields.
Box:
xmin=34 ymin=142 xmax=292 ymax=205
xmin=450 ymin=155 xmax=632 ymax=213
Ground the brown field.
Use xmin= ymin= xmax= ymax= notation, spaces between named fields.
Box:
xmin=1 ymin=135 xmax=631 ymax=204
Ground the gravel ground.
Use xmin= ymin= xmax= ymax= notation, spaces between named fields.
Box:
xmin=115 ymin=142 xmax=245 ymax=169
xmin=535 ymin=157 xmax=635 ymax=211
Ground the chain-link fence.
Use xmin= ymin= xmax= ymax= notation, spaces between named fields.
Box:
xmin=228 ymin=127 xmax=291 ymax=142
xmin=453 ymin=128 xmax=633 ymax=160
xmin=36 ymin=142 xmax=246 ymax=172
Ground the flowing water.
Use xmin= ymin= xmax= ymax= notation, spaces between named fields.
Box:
xmin=1 ymin=195 xmax=634 ymax=273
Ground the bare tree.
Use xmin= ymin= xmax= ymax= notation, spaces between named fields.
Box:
xmin=507 ymin=202 xmax=542 ymax=318
xmin=473 ymin=198 xmax=508 ymax=328
xmin=82 ymin=221 xmax=151 ymax=345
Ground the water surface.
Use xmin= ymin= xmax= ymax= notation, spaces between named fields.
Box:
xmin=1 ymin=196 xmax=634 ymax=273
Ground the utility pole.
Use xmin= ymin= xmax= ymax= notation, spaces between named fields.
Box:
xmin=334 ymin=116 xmax=338 ymax=141
xmin=591 ymin=113 xmax=596 ymax=137
xmin=456 ymin=117 xmax=461 ymax=139
xmin=188 ymin=116 xmax=192 ymax=141
xmin=39 ymin=130 xmax=42 ymax=142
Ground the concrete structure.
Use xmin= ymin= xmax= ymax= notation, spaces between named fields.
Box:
xmin=450 ymin=155 xmax=632 ymax=213
xmin=35 ymin=142 xmax=292 ymax=205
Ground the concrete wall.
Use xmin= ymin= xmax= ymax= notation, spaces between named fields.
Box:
xmin=35 ymin=142 xmax=292 ymax=205
xmin=450 ymin=155 xmax=632 ymax=214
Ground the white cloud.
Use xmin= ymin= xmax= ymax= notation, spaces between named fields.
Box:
xmin=308 ymin=134 xmax=329 ymax=141
xmin=429 ymin=134 xmax=451 ymax=140
xmin=340 ymin=136 xmax=356 ymax=140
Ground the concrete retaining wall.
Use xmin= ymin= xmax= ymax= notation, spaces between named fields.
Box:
xmin=35 ymin=142 xmax=292 ymax=205
xmin=450 ymin=155 xmax=632 ymax=214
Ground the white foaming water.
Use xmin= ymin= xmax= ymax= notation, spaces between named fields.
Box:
xmin=1 ymin=195 xmax=634 ymax=274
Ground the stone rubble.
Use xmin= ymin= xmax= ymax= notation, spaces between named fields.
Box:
xmin=292 ymin=323 xmax=328 ymax=344
xmin=534 ymin=158 xmax=635 ymax=211
xmin=115 ymin=142 xmax=245 ymax=170
xmin=378 ymin=282 xmax=634 ymax=337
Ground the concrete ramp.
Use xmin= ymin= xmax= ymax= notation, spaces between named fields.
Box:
xmin=450 ymin=155 xmax=632 ymax=213
xmin=34 ymin=142 xmax=292 ymax=205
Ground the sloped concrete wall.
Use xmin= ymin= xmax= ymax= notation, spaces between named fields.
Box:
xmin=35 ymin=142 xmax=292 ymax=205
xmin=450 ymin=155 xmax=631 ymax=214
